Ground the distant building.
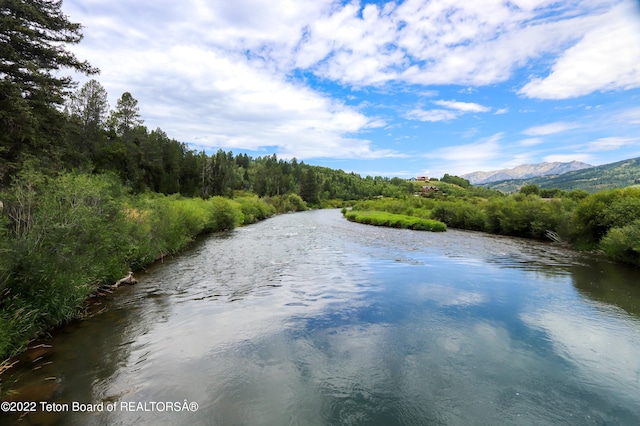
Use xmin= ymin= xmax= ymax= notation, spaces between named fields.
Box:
xmin=421 ymin=185 xmax=439 ymax=194
xmin=417 ymin=176 xmax=428 ymax=181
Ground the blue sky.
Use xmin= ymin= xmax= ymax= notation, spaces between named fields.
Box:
xmin=62 ymin=0 xmax=640 ymax=178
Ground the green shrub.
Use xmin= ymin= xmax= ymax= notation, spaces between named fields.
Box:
xmin=208 ymin=196 xmax=242 ymax=231
xmin=0 ymin=172 xmax=262 ymax=360
xmin=0 ymin=171 xmax=132 ymax=358
xmin=600 ymin=220 xmax=640 ymax=266
xmin=268 ymin=193 xmax=308 ymax=213
xmin=570 ymin=188 xmax=640 ymax=246
xmin=237 ymin=196 xmax=275 ymax=224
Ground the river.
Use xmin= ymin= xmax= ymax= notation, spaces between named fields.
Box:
xmin=2 ymin=209 xmax=640 ymax=425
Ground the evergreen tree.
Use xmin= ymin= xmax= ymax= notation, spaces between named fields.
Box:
xmin=109 ymin=92 xmax=143 ymax=138
xmin=0 ymin=0 xmax=97 ymax=182
xmin=66 ymin=79 xmax=109 ymax=162
xmin=300 ymin=169 xmax=319 ymax=205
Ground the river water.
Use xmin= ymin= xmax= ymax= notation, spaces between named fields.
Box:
xmin=2 ymin=209 xmax=640 ymax=425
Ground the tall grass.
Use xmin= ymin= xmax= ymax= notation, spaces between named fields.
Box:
xmin=343 ymin=210 xmax=446 ymax=232
xmin=0 ymin=171 xmax=285 ymax=360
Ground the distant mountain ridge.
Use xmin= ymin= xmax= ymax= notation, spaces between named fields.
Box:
xmin=481 ymin=157 xmax=640 ymax=193
xmin=462 ymin=161 xmax=593 ymax=185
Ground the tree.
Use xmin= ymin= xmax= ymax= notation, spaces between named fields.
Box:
xmin=67 ymin=80 xmax=109 ymax=132
xmin=519 ymin=184 xmax=540 ymax=196
xmin=441 ymin=174 xmax=471 ymax=188
xmin=0 ymin=0 xmax=97 ymax=103
xmin=0 ymin=0 xmax=97 ymax=182
xmin=66 ymin=79 xmax=109 ymax=160
xmin=300 ymin=169 xmax=319 ymax=205
xmin=109 ymin=92 xmax=143 ymax=138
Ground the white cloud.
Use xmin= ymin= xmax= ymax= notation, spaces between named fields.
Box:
xmin=64 ymin=0 xmax=403 ymax=160
xmin=616 ymin=107 xmax=640 ymax=125
xmin=422 ymin=133 xmax=510 ymax=177
xmin=61 ymin=0 xmax=640 ymax=168
xmin=418 ymin=90 xmax=439 ymax=98
xmin=494 ymin=108 xmax=509 ymax=115
xmin=522 ymin=121 xmax=579 ymax=136
xmin=432 ymin=100 xmax=491 ymax=113
xmin=520 ymin=1 xmax=640 ymax=99
xmin=405 ymin=109 xmax=461 ymax=122
xmin=585 ymin=137 xmax=638 ymax=152
xmin=406 ymin=99 xmax=491 ymax=122
xmin=426 ymin=133 xmax=503 ymax=162
xmin=284 ymin=0 xmax=627 ymax=92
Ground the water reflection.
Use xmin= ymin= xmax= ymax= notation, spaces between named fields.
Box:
xmin=2 ymin=210 xmax=640 ymax=425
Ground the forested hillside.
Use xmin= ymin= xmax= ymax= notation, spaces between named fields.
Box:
xmin=483 ymin=157 xmax=640 ymax=193
xmin=2 ymin=75 xmax=413 ymax=202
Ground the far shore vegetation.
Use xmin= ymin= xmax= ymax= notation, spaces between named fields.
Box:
xmin=2 ymin=0 xmax=640 ymax=366
xmin=345 ymin=178 xmax=640 ymax=268
xmin=342 ymin=210 xmax=447 ymax=232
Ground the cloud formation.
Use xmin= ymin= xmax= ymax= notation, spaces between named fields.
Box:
xmin=522 ymin=122 xmax=580 ymax=136
xmin=61 ymin=0 xmax=640 ymax=174
xmin=519 ymin=2 xmax=640 ymax=99
xmin=585 ymin=137 xmax=638 ymax=152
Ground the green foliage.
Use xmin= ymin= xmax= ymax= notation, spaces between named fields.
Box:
xmin=236 ymin=196 xmax=276 ymax=224
xmin=0 ymin=0 xmax=97 ymax=181
xmin=109 ymin=92 xmax=143 ymax=138
xmin=344 ymin=210 xmax=446 ymax=232
xmin=441 ymin=174 xmax=471 ymax=188
xmin=0 ymin=172 xmax=258 ymax=359
xmin=431 ymin=201 xmax=487 ymax=231
xmin=207 ymin=197 xmax=242 ymax=231
xmin=484 ymin=195 xmax=567 ymax=239
xmin=0 ymin=171 xmax=128 ymax=357
xmin=520 ymin=184 xmax=540 ymax=195
xmin=569 ymin=187 xmax=640 ymax=247
xmin=600 ymin=220 xmax=640 ymax=266
xmin=268 ymin=193 xmax=308 ymax=213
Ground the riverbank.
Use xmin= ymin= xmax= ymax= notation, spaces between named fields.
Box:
xmin=346 ymin=186 xmax=640 ymax=268
xmin=0 ymin=171 xmax=309 ymax=363
xmin=342 ymin=209 xmax=446 ymax=232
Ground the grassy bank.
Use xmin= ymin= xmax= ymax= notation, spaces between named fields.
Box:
xmin=346 ymin=185 xmax=640 ymax=267
xmin=343 ymin=209 xmax=446 ymax=232
xmin=0 ymin=171 xmax=307 ymax=360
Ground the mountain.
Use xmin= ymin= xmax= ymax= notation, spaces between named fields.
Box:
xmin=482 ymin=157 xmax=640 ymax=193
xmin=462 ymin=161 xmax=593 ymax=185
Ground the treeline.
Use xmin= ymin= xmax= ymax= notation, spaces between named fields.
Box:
xmin=2 ymin=78 xmax=414 ymax=203
xmin=349 ymin=181 xmax=640 ymax=267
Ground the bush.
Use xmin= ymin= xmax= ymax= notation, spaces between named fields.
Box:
xmin=0 ymin=171 xmax=131 ymax=358
xmin=600 ymin=220 xmax=640 ymax=266
xmin=208 ymin=196 xmax=242 ymax=231
xmin=431 ymin=201 xmax=487 ymax=231
xmin=570 ymin=188 xmax=640 ymax=246
xmin=268 ymin=193 xmax=308 ymax=213
xmin=236 ymin=196 xmax=275 ymax=224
